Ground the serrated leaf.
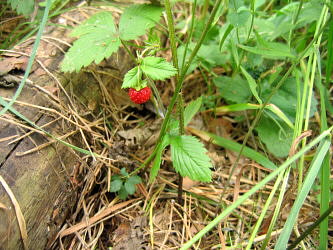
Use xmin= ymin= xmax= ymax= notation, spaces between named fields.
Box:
xmin=124 ymin=181 xmax=136 ymax=195
xmin=8 ymin=0 xmax=34 ymax=16
xmin=118 ymin=186 xmax=129 ymax=200
xmin=122 ymin=67 xmax=142 ymax=89
xmin=184 ymin=97 xmax=202 ymax=126
xmin=150 ymin=135 xmax=170 ymax=182
xmin=240 ymin=66 xmax=262 ymax=104
xmin=141 ymin=56 xmax=177 ymax=80
xmin=119 ymin=4 xmax=163 ymax=41
xmin=170 ymin=135 xmax=212 ymax=182
xmin=128 ymin=175 xmax=142 ymax=185
xmin=110 ymin=179 xmax=123 ymax=192
xmin=61 ymin=12 xmax=120 ymax=72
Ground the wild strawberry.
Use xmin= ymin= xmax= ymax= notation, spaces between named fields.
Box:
xmin=128 ymin=87 xmax=151 ymax=104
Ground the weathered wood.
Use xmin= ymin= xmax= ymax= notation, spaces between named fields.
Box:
xmin=0 ymin=28 xmax=130 ymax=250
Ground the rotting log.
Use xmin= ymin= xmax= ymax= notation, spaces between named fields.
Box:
xmin=0 ymin=20 xmax=131 ymax=250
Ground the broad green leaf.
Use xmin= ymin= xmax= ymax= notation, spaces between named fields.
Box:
xmin=170 ymin=135 xmax=212 ymax=182
xmin=275 ymin=139 xmax=331 ymax=249
xmin=261 ymin=77 xmax=317 ymax=122
xmin=8 ymin=0 xmax=34 ymax=16
xmin=227 ymin=7 xmax=251 ymax=27
xmin=240 ymin=66 xmax=262 ymax=104
xmin=189 ymin=128 xmax=276 ymax=170
xmin=150 ymin=135 xmax=170 ymax=182
xmin=118 ymin=186 xmax=129 ymax=200
xmin=61 ymin=12 xmax=120 ymax=72
xmin=122 ymin=67 xmax=142 ymax=89
xmin=141 ymin=56 xmax=177 ymax=80
xmin=238 ymin=42 xmax=295 ymax=59
xmin=119 ymin=4 xmax=163 ymax=41
xmin=184 ymin=97 xmax=202 ymax=126
xmin=209 ymin=103 xmax=294 ymax=129
xmin=256 ymin=115 xmax=293 ymax=157
xmin=124 ymin=181 xmax=136 ymax=195
xmin=127 ymin=175 xmax=142 ymax=185
xmin=110 ymin=179 xmax=123 ymax=192
xmin=214 ymin=75 xmax=252 ymax=104
xmin=120 ymin=167 xmax=129 ymax=177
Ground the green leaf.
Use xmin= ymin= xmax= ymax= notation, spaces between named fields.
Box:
xmin=127 ymin=175 xmax=142 ymax=185
xmin=201 ymin=130 xmax=277 ymax=170
xmin=238 ymin=42 xmax=295 ymax=59
xmin=119 ymin=4 xmax=163 ymax=41
xmin=122 ymin=67 xmax=142 ymax=89
xmin=61 ymin=12 xmax=120 ymax=72
xmin=124 ymin=181 xmax=136 ymax=195
xmin=261 ymin=77 xmax=317 ymax=122
xmin=8 ymin=0 xmax=34 ymax=16
xmin=110 ymin=179 xmax=123 ymax=192
xmin=150 ymin=135 xmax=170 ymax=182
xmin=214 ymin=75 xmax=252 ymax=104
xmin=275 ymin=139 xmax=331 ymax=249
xmin=118 ymin=186 xmax=129 ymax=200
xmin=256 ymin=115 xmax=293 ymax=157
xmin=120 ymin=167 xmax=129 ymax=177
xmin=240 ymin=66 xmax=262 ymax=104
xmin=170 ymin=135 xmax=212 ymax=182
xmin=184 ymin=97 xmax=202 ymax=126
xmin=227 ymin=7 xmax=251 ymax=27
xmin=141 ymin=56 xmax=177 ymax=80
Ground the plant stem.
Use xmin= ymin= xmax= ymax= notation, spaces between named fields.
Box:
xmin=177 ymin=93 xmax=185 ymax=204
xmin=153 ymin=0 xmax=223 ymax=156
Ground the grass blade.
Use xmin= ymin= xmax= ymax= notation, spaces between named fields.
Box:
xmin=275 ymin=138 xmax=331 ymax=249
xmin=180 ymin=127 xmax=332 ymax=250
xmin=0 ymin=0 xmax=52 ymax=116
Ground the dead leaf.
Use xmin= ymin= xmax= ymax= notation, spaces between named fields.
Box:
xmin=183 ymin=177 xmax=199 ymax=189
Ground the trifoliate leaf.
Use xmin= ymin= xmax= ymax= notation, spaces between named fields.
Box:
xmin=124 ymin=181 xmax=136 ymax=195
xmin=150 ymin=135 xmax=170 ymax=183
xmin=122 ymin=67 xmax=142 ymax=89
xmin=119 ymin=4 xmax=163 ymax=41
xmin=110 ymin=179 xmax=123 ymax=192
xmin=184 ymin=97 xmax=202 ymax=126
xmin=61 ymin=12 xmax=120 ymax=72
xmin=141 ymin=56 xmax=177 ymax=80
xmin=127 ymin=175 xmax=142 ymax=185
xmin=170 ymin=135 xmax=212 ymax=182
xmin=8 ymin=0 xmax=34 ymax=16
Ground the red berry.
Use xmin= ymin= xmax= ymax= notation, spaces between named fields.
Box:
xmin=128 ymin=87 xmax=151 ymax=104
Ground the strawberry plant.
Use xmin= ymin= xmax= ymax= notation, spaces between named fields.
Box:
xmin=60 ymin=1 xmax=218 ymax=201
xmin=56 ymin=0 xmax=333 ymax=248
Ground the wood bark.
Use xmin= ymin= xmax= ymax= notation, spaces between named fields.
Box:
xmin=0 ymin=23 xmax=130 ymax=249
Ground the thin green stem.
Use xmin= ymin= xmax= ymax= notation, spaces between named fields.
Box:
xmin=120 ymin=39 xmax=137 ymax=64
xmin=181 ymin=0 xmax=197 ymax=71
xmin=150 ymin=0 xmax=223 ymax=160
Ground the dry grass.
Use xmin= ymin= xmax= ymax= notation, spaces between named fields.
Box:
xmin=1 ymin=1 xmax=331 ymax=250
